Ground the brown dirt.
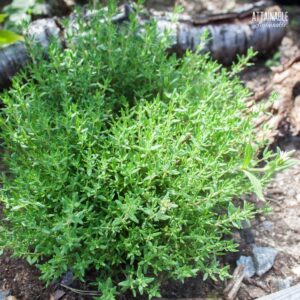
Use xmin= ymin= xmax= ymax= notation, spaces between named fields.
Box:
xmin=236 ymin=148 xmax=300 ymax=299
xmin=0 ymin=251 xmax=53 ymax=299
xmin=236 ymin=4 xmax=300 ymax=299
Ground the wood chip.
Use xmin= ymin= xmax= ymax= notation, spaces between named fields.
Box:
xmin=49 ymin=289 xmax=65 ymax=300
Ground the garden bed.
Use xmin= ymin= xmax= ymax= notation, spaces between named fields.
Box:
xmin=1 ymin=1 xmax=300 ymax=300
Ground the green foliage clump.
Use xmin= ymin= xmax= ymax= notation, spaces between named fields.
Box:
xmin=0 ymin=4 xmax=291 ymax=299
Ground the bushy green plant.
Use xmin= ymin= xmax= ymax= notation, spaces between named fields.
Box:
xmin=0 ymin=3 xmax=292 ymax=299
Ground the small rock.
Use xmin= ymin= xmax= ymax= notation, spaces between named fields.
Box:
xmin=237 ymin=283 xmax=250 ymax=300
xmin=61 ymin=270 xmax=73 ymax=286
xmin=50 ymin=290 xmax=65 ymax=300
xmin=237 ymin=256 xmax=256 ymax=278
xmin=292 ymin=265 xmax=300 ymax=276
xmin=6 ymin=297 xmax=17 ymax=300
xmin=0 ymin=291 xmax=10 ymax=300
xmin=252 ymin=246 xmax=278 ymax=276
xmin=259 ymin=216 xmax=266 ymax=222
xmin=287 ymin=189 xmax=296 ymax=197
xmin=246 ymin=286 xmax=266 ymax=299
xmin=274 ymin=207 xmax=281 ymax=212
xmin=262 ymin=221 xmax=274 ymax=231
xmin=274 ymin=277 xmax=293 ymax=291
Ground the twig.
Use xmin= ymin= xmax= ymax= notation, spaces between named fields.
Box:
xmin=60 ymin=283 xmax=101 ymax=296
xmin=244 ymin=278 xmax=270 ymax=294
xmin=271 ymin=52 xmax=300 ymax=73
xmin=224 ymin=265 xmax=245 ymax=300
xmin=247 ymin=87 xmax=273 ymax=103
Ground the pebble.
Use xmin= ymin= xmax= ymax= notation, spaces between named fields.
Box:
xmin=274 ymin=207 xmax=281 ymax=213
xmin=237 ymin=256 xmax=256 ymax=278
xmin=274 ymin=277 xmax=292 ymax=291
xmin=61 ymin=270 xmax=73 ymax=286
xmin=252 ymin=246 xmax=278 ymax=276
xmin=0 ymin=290 xmax=10 ymax=300
xmin=287 ymin=189 xmax=296 ymax=197
xmin=262 ymin=221 xmax=274 ymax=231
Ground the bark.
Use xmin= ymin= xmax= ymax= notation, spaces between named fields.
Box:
xmin=156 ymin=18 xmax=285 ymax=64
xmin=0 ymin=3 xmax=286 ymax=90
xmin=176 ymin=0 xmax=273 ymax=24
xmin=151 ymin=3 xmax=286 ymax=63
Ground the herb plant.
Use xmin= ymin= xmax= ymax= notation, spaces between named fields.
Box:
xmin=0 ymin=3 xmax=292 ymax=299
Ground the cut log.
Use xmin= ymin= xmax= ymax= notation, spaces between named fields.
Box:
xmin=146 ymin=3 xmax=286 ymax=64
xmin=155 ymin=17 xmax=286 ymax=64
xmin=0 ymin=3 xmax=286 ymax=90
xmin=161 ymin=0 xmax=273 ymax=25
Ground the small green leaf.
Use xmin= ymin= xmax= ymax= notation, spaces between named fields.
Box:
xmin=0 ymin=14 xmax=7 ymax=23
xmin=227 ymin=202 xmax=235 ymax=216
xmin=149 ymin=144 xmax=161 ymax=151
xmin=129 ymin=213 xmax=139 ymax=224
xmin=118 ymin=280 xmax=131 ymax=288
xmin=26 ymin=255 xmax=37 ymax=265
xmin=243 ymin=144 xmax=253 ymax=168
xmin=0 ymin=29 xmax=23 ymax=45
xmin=243 ymin=170 xmax=265 ymax=201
